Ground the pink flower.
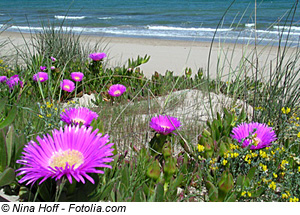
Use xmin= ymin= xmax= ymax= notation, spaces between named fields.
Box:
xmin=0 ymin=76 xmax=8 ymax=83
xmin=231 ymin=122 xmax=277 ymax=150
xmin=16 ymin=125 xmax=114 ymax=185
xmin=60 ymin=79 xmax=75 ymax=92
xmin=50 ymin=56 xmax=56 ymax=62
xmin=33 ymin=72 xmax=48 ymax=82
xmin=40 ymin=66 xmax=47 ymax=71
xmin=149 ymin=115 xmax=181 ymax=135
xmin=71 ymin=72 xmax=84 ymax=82
xmin=89 ymin=52 xmax=107 ymax=61
xmin=6 ymin=75 xmax=22 ymax=90
xmin=51 ymin=66 xmax=55 ymax=70
xmin=108 ymin=84 xmax=126 ymax=97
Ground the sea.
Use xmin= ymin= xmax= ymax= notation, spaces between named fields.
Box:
xmin=0 ymin=0 xmax=299 ymax=46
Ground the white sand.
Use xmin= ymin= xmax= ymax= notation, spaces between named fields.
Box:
xmin=0 ymin=31 xmax=299 ymax=80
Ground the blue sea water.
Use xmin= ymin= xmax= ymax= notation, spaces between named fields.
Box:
xmin=0 ymin=0 xmax=299 ymax=45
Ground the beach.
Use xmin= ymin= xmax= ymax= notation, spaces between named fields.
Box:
xmin=0 ymin=31 xmax=298 ymax=80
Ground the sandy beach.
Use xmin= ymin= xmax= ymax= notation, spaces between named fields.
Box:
xmin=0 ymin=31 xmax=298 ymax=80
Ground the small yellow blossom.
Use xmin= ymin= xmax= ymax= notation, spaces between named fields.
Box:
xmin=241 ymin=191 xmax=246 ymax=197
xmin=230 ymin=144 xmax=238 ymax=150
xmin=269 ymin=181 xmax=276 ymax=191
xmin=197 ymin=144 xmax=205 ymax=153
xmin=259 ymin=150 xmax=268 ymax=159
xmin=298 ymin=166 xmax=300 ymax=172
xmin=233 ymin=152 xmax=239 ymax=158
xmin=281 ymin=160 xmax=289 ymax=170
xmin=244 ymin=154 xmax=252 ymax=164
xmin=38 ymin=114 xmax=44 ymax=118
xmin=282 ymin=194 xmax=288 ymax=199
xmin=273 ymin=173 xmax=278 ymax=178
xmin=247 ymin=192 xmax=251 ymax=197
xmin=289 ymin=197 xmax=299 ymax=202
xmin=46 ymin=113 xmax=52 ymax=118
xmin=222 ymin=159 xmax=228 ymax=166
xmin=282 ymin=107 xmax=291 ymax=114
xmin=297 ymin=132 xmax=300 ymax=138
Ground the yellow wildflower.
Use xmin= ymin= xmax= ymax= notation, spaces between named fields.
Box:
xmin=259 ymin=150 xmax=268 ymax=159
xmin=222 ymin=159 xmax=228 ymax=166
xmin=289 ymin=197 xmax=299 ymax=202
xmin=273 ymin=173 xmax=278 ymax=178
xmin=233 ymin=152 xmax=239 ymax=158
xmin=282 ymin=194 xmax=288 ymax=199
xmin=241 ymin=191 xmax=246 ymax=197
xmin=269 ymin=181 xmax=276 ymax=191
xmin=281 ymin=160 xmax=289 ymax=170
xmin=247 ymin=192 xmax=251 ymax=197
xmin=197 ymin=144 xmax=205 ymax=153
xmin=281 ymin=107 xmax=291 ymax=114
xmin=297 ymin=132 xmax=300 ymax=138
xmin=46 ymin=113 xmax=52 ymax=118
xmin=298 ymin=166 xmax=300 ymax=172
xmin=244 ymin=154 xmax=252 ymax=164
xmin=38 ymin=114 xmax=44 ymax=118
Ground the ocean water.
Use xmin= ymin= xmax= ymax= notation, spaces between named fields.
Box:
xmin=0 ymin=0 xmax=299 ymax=45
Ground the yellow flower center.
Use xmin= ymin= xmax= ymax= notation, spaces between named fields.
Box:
xmin=72 ymin=118 xmax=86 ymax=124
xmin=113 ymin=90 xmax=121 ymax=95
xmin=64 ymin=85 xmax=70 ymax=90
xmin=161 ymin=125 xmax=170 ymax=129
xmin=252 ymin=137 xmax=261 ymax=146
xmin=74 ymin=76 xmax=80 ymax=80
xmin=39 ymin=77 xmax=44 ymax=81
xmin=49 ymin=149 xmax=84 ymax=169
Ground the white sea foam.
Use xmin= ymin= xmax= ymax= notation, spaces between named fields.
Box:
xmin=147 ymin=25 xmax=232 ymax=32
xmin=54 ymin=15 xmax=86 ymax=20
xmin=98 ymin=17 xmax=113 ymax=20
xmin=245 ymin=23 xmax=255 ymax=28
xmin=273 ymin=25 xmax=300 ymax=31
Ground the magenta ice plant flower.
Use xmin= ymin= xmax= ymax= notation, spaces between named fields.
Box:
xmin=231 ymin=122 xmax=277 ymax=150
xmin=6 ymin=75 xmax=22 ymax=89
xmin=16 ymin=125 xmax=114 ymax=185
xmin=149 ymin=115 xmax=181 ymax=135
xmin=89 ymin=52 xmax=107 ymax=61
xmin=108 ymin=84 xmax=126 ymax=97
xmin=33 ymin=72 xmax=48 ymax=82
xmin=71 ymin=72 xmax=84 ymax=82
xmin=0 ymin=76 xmax=8 ymax=83
xmin=40 ymin=66 xmax=47 ymax=71
xmin=51 ymin=66 xmax=55 ymax=70
xmin=50 ymin=56 xmax=56 ymax=62
xmin=60 ymin=79 xmax=75 ymax=92
xmin=60 ymin=107 xmax=98 ymax=126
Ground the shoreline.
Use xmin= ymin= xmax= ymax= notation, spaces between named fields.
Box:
xmin=0 ymin=30 xmax=298 ymax=79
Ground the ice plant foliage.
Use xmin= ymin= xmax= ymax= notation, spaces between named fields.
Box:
xmin=71 ymin=72 xmax=84 ymax=82
xmin=33 ymin=72 xmax=48 ymax=82
xmin=108 ymin=84 xmax=126 ymax=97
xmin=60 ymin=107 xmax=98 ymax=126
xmin=89 ymin=52 xmax=107 ymax=61
xmin=150 ymin=115 xmax=181 ymax=135
xmin=60 ymin=79 xmax=75 ymax=92
xmin=231 ymin=122 xmax=277 ymax=150
xmin=16 ymin=125 xmax=114 ymax=185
